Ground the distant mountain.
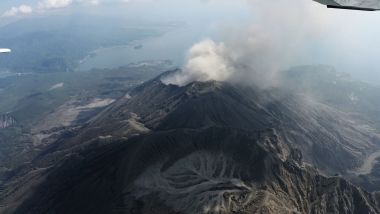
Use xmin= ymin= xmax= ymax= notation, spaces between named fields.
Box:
xmin=280 ymin=65 xmax=380 ymax=130
xmin=1 ymin=68 xmax=380 ymax=213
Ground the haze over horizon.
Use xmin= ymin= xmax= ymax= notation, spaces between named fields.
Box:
xmin=1 ymin=0 xmax=380 ymax=85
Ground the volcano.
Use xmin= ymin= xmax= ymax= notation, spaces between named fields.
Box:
xmin=1 ymin=70 xmax=380 ymax=214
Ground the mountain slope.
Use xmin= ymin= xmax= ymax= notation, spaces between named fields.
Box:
xmin=1 ymin=70 xmax=380 ymax=213
xmin=9 ymin=128 xmax=380 ymax=214
xmin=82 ymin=76 xmax=380 ymax=175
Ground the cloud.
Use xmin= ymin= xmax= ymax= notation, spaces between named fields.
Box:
xmin=2 ymin=0 xmax=105 ymax=18
xmin=38 ymin=0 xmax=73 ymax=10
xmin=2 ymin=5 xmax=33 ymax=17
xmin=77 ymin=0 xmax=101 ymax=6
xmin=89 ymin=0 xmax=100 ymax=6
xmin=1 ymin=0 xmax=155 ymax=18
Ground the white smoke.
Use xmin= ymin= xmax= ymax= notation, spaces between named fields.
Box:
xmin=162 ymin=34 xmax=280 ymax=87
xmin=162 ymin=39 xmax=235 ymax=86
xmin=162 ymin=0 xmax=331 ymax=88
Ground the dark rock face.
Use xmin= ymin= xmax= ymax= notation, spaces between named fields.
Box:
xmin=89 ymin=78 xmax=380 ymax=174
xmin=10 ymin=128 xmax=380 ymax=214
xmin=1 ymin=73 xmax=380 ymax=213
xmin=0 ymin=114 xmax=16 ymax=129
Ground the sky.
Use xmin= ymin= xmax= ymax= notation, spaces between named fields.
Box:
xmin=0 ymin=0 xmax=380 ymax=85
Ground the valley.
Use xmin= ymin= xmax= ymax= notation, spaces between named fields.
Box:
xmin=1 ymin=67 xmax=380 ymax=213
xmin=353 ymin=150 xmax=380 ymax=175
xmin=0 ymin=61 xmax=171 ymax=188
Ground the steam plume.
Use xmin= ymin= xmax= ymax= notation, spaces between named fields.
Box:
xmin=162 ymin=0 xmax=329 ymax=88
xmin=162 ymin=39 xmax=235 ymax=86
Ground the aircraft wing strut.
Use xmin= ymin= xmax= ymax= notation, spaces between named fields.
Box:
xmin=314 ymin=0 xmax=380 ymax=10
